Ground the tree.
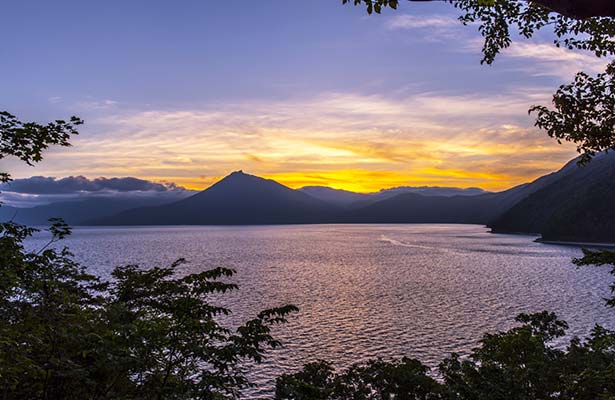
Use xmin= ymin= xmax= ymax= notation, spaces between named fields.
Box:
xmin=573 ymin=249 xmax=615 ymax=307
xmin=275 ymin=357 xmax=444 ymax=399
xmin=276 ymin=312 xmax=615 ymax=399
xmin=275 ymin=4 xmax=615 ymax=399
xmin=343 ymin=1 xmax=615 ymax=20
xmin=344 ymin=0 xmax=615 ymax=164
xmin=0 ymin=111 xmax=82 ymax=184
xmin=440 ymin=312 xmax=615 ymax=400
xmin=0 ymin=113 xmax=298 ymax=399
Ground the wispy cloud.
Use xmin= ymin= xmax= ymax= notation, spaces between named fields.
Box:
xmin=391 ymin=16 xmax=610 ymax=80
xmin=384 ymin=13 xmax=469 ymax=44
xmin=0 ymin=176 xmax=194 ymax=207
xmin=386 ymin=14 xmax=458 ymax=30
xmin=6 ymin=88 xmax=576 ymax=192
xmin=500 ymin=42 xmax=610 ymax=79
xmin=76 ymin=99 xmax=119 ymax=110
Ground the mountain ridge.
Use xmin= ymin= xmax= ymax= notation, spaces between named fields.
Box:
xmin=89 ymin=171 xmax=338 ymax=225
xmin=3 ymin=156 xmax=614 ymax=243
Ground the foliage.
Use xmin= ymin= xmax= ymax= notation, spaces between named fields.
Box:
xmin=276 ymin=357 xmax=443 ymax=399
xmin=0 ymin=111 xmax=82 ymax=183
xmin=574 ymin=249 xmax=615 ymax=307
xmin=342 ymin=0 xmax=399 ymax=15
xmin=0 ymin=221 xmax=297 ymax=399
xmin=4 ymin=0 xmax=615 ymax=392
xmin=449 ymin=0 xmax=615 ymax=64
xmin=531 ymin=61 xmax=615 ymax=164
xmin=487 ymin=152 xmax=615 ymax=242
xmin=276 ymin=312 xmax=615 ymax=400
xmin=343 ymin=0 xmax=615 ymax=163
xmin=440 ymin=312 xmax=568 ymax=400
xmin=0 ymin=113 xmax=298 ymax=399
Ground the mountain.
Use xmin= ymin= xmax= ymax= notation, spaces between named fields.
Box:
xmin=90 ymin=169 xmax=556 ymax=228
xmin=373 ymin=186 xmax=487 ymax=199
xmin=0 ymin=196 xmax=184 ymax=226
xmin=90 ymin=171 xmax=338 ymax=225
xmin=339 ymin=170 xmax=581 ymax=225
xmin=7 ymin=154 xmax=615 ymax=243
xmin=489 ymin=152 xmax=615 ymax=242
xmin=300 ymin=185 xmax=488 ymax=208
xmin=299 ymin=186 xmax=368 ymax=206
xmin=341 ymin=192 xmax=499 ymax=224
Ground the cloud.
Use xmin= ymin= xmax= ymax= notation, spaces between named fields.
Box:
xmin=8 ymin=88 xmax=575 ymax=193
xmin=1 ymin=176 xmax=186 ymax=194
xmin=500 ymin=42 xmax=609 ymax=79
xmin=383 ymin=13 xmax=471 ymax=44
xmin=0 ymin=176 xmax=195 ymax=207
xmin=386 ymin=14 xmax=459 ymax=30
xmin=390 ymin=15 xmax=610 ymax=80
xmin=76 ymin=99 xmax=118 ymax=110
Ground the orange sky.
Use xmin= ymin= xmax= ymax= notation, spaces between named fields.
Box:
xmin=0 ymin=3 xmax=602 ymax=194
xmin=3 ymin=91 xmax=580 ymax=193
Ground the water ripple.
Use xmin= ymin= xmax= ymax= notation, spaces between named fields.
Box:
xmin=27 ymin=224 xmax=615 ymax=398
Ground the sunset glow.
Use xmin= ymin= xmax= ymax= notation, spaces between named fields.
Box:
xmin=1 ymin=1 xmax=596 ymax=192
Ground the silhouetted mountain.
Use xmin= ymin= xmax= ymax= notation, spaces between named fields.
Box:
xmin=374 ymin=186 xmax=487 ymax=199
xmin=489 ymin=152 xmax=615 ymax=242
xmin=90 ymin=171 xmax=338 ymax=225
xmin=299 ymin=186 xmax=368 ymax=206
xmin=341 ymin=192 xmax=499 ymax=223
xmin=0 ymin=197 xmax=182 ymax=226
xmin=339 ymin=172 xmax=579 ymax=225
xmin=7 ymin=155 xmax=615 ymax=243
xmin=301 ymin=185 xmax=488 ymax=208
xmin=90 ymin=170 xmax=544 ymax=227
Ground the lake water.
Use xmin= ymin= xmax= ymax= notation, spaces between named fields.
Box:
xmin=28 ymin=224 xmax=615 ymax=398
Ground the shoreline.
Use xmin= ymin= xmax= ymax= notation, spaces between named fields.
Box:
xmin=489 ymin=227 xmax=615 ymax=248
xmin=535 ymin=238 xmax=615 ymax=248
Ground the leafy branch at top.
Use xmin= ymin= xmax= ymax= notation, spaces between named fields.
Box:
xmin=0 ymin=111 xmax=82 ymax=183
xmin=344 ymin=0 xmax=615 ymax=163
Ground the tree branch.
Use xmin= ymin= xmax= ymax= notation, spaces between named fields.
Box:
xmin=527 ymin=0 xmax=615 ymax=19
xmin=406 ymin=0 xmax=615 ymax=19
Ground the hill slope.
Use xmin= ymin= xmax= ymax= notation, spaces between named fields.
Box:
xmin=0 ymin=196 xmax=185 ymax=226
xmin=341 ymin=192 xmax=498 ymax=223
xmin=91 ymin=171 xmax=338 ymax=225
xmin=15 ymin=154 xmax=615 ymax=243
xmin=299 ymin=186 xmax=368 ymax=206
xmin=489 ymin=152 xmax=615 ymax=242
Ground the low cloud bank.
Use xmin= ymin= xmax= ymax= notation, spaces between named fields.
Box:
xmin=0 ymin=176 xmax=196 ymax=207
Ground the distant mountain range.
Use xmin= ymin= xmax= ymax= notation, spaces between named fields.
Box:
xmin=89 ymin=171 xmax=335 ymax=225
xmin=0 ymin=196 xmax=189 ymax=226
xmin=299 ymin=186 xmax=487 ymax=207
xmin=2 ymin=154 xmax=614 ymax=243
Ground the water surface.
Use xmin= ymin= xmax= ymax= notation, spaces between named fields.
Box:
xmin=29 ymin=224 xmax=615 ymax=397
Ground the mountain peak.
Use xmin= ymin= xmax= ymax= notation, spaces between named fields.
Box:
xmin=219 ymin=170 xmax=259 ymax=183
xmin=204 ymin=170 xmax=281 ymax=194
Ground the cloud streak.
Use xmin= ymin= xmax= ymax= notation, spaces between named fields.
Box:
xmin=2 ymin=88 xmax=578 ymax=193
xmin=500 ymin=42 xmax=610 ymax=79
xmin=0 ymin=176 xmax=194 ymax=207
xmin=386 ymin=15 xmax=459 ymax=30
xmin=2 ymin=176 xmax=185 ymax=194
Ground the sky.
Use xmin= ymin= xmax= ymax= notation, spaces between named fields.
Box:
xmin=1 ymin=0 xmax=606 ymax=193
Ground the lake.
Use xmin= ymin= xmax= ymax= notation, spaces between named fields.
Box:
xmin=28 ymin=224 xmax=615 ymax=398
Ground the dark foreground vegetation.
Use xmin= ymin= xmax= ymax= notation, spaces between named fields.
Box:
xmin=0 ymin=219 xmax=297 ymax=399
xmin=2 ymin=0 xmax=615 ymax=398
xmin=2 ymin=111 xmax=615 ymax=399
xmin=275 ymin=310 xmax=615 ymax=400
